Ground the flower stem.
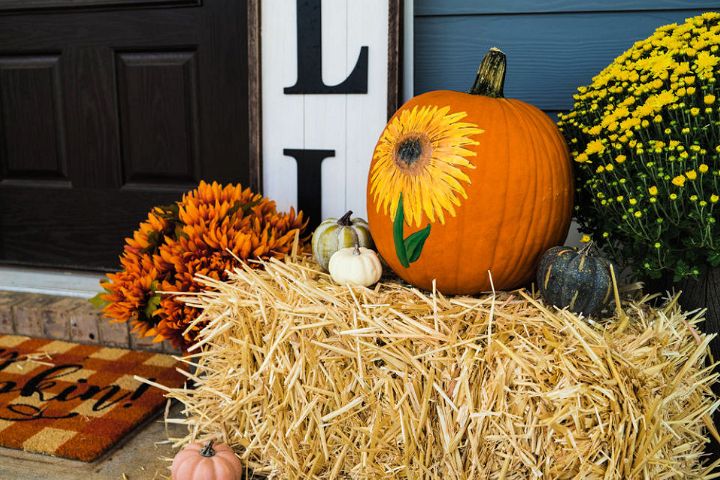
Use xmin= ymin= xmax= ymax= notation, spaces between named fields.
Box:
xmin=579 ymin=241 xmax=595 ymax=256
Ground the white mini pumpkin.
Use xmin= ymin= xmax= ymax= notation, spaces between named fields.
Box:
xmin=328 ymin=246 xmax=382 ymax=287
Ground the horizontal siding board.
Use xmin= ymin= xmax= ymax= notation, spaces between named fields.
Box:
xmin=415 ymin=0 xmax=720 ymax=16
xmin=414 ymin=9 xmax=711 ymax=111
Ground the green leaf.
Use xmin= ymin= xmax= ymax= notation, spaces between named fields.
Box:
xmin=393 ymin=193 xmax=409 ymax=268
xmin=88 ymin=291 xmax=109 ymax=310
xmin=174 ymin=224 xmax=188 ymax=240
xmin=241 ymin=198 xmax=263 ymax=214
xmin=709 ymin=252 xmax=720 ymax=268
xmin=404 ymin=224 xmax=431 ymax=263
xmin=141 ymin=230 xmax=162 ymax=254
xmin=144 ymin=294 xmax=162 ymax=318
xmin=227 ymin=198 xmax=263 ymax=218
xmin=155 ymin=203 xmax=179 ymax=220
xmin=227 ymin=200 xmax=244 ymax=217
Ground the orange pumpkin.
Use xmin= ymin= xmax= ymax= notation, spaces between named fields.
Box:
xmin=367 ymin=48 xmax=573 ymax=294
xmin=171 ymin=440 xmax=243 ymax=480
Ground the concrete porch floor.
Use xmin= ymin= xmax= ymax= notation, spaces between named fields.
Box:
xmin=0 ymin=402 xmax=185 ymax=480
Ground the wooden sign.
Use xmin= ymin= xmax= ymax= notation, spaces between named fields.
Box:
xmin=262 ymin=0 xmax=400 ymax=229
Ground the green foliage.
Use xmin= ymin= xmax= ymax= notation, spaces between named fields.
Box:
xmin=88 ymin=291 xmax=109 ymax=309
xmin=144 ymin=294 xmax=162 ymax=319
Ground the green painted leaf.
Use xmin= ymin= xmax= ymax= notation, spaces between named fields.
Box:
xmin=404 ymin=224 xmax=431 ymax=263
xmin=393 ymin=193 xmax=409 ymax=268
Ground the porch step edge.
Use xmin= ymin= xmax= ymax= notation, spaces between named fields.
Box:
xmin=0 ymin=291 xmax=180 ymax=354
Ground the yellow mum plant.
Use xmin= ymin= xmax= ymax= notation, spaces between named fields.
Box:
xmin=558 ymin=12 xmax=720 ymax=281
xmin=93 ymin=181 xmax=306 ymax=350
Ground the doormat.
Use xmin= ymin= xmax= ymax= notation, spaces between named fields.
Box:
xmin=0 ymin=335 xmax=185 ymax=462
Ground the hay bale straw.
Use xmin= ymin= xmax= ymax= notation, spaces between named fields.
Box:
xmin=164 ymin=254 xmax=720 ymax=479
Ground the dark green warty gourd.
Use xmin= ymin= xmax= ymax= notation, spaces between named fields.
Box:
xmin=536 ymin=244 xmax=613 ymax=317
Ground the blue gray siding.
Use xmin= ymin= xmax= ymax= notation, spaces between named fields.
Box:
xmin=414 ymin=1 xmax=720 ymax=114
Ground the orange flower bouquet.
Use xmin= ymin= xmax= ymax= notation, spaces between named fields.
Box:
xmin=93 ymin=181 xmax=305 ymax=350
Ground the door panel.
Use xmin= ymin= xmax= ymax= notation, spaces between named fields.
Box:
xmin=63 ymin=47 xmax=123 ymax=189
xmin=0 ymin=0 xmax=252 ymax=270
xmin=116 ymin=50 xmax=200 ymax=185
xmin=0 ymin=55 xmax=67 ymax=182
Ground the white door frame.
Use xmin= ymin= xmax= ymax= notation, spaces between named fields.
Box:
xmin=403 ymin=0 xmax=413 ymax=102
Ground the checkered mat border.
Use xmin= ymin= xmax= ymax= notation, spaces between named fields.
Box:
xmin=0 ymin=335 xmax=185 ymax=462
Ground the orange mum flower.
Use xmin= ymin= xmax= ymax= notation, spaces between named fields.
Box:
xmin=97 ymin=181 xmax=305 ymax=350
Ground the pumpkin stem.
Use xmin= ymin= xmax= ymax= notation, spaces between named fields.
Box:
xmin=337 ymin=210 xmax=353 ymax=226
xmin=353 ymin=244 xmax=361 ymax=256
xmin=579 ymin=241 xmax=595 ymax=256
xmin=469 ymin=47 xmax=506 ymax=98
xmin=200 ymin=440 xmax=216 ymax=457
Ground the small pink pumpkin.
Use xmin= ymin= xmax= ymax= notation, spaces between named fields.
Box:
xmin=171 ymin=440 xmax=243 ymax=480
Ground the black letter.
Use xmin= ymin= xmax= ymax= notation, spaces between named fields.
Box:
xmin=284 ymin=0 xmax=368 ymax=94
xmin=0 ymin=380 xmax=16 ymax=394
xmin=20 ymin=364 xmax=82 ymax=401
xmin=0 ymin=349 xmax=18 ymax=372
xmin=283 ymin=148 xmax=335 ymax=230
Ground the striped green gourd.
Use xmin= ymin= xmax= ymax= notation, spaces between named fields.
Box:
xmin=537 ymin=244 xmax=613 ymax=317
xmin=312 ymin=211 xmax=374 ymax=270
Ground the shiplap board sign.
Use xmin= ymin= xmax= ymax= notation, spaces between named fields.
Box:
xmin=262 ymin=0 xmax=397 ymax=228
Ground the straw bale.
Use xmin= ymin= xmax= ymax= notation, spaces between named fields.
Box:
xmin=163 ymin=254 xmax=720 ymax=479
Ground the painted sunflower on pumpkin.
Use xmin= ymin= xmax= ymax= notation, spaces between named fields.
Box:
xmin=370 ymin=105 xmax=483 ymax=227
xmin=96 ymin=181 xmax=305 ymax=350
xmin=369 ymin=104 xmax=483 ymax=266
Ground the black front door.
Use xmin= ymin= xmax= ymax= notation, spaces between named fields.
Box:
xmin=0 ymin=0 xmax=253 ymax=270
